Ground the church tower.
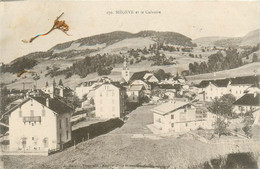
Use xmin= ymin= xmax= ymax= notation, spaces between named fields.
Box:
xmin=122 ymin=55 xmax=130 ymax=82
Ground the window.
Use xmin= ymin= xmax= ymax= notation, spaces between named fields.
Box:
xmin=66 ymin=130 xmax=69 ymax=139
xmin=32 ymin=123 xmax=34 ymax=126
xmin=66 ymin=118 xmax=69 ymax=127
xmin=171 ymin=123 xmax=174 ymax=127
xmin=30 ymin=110 xmax=34 ymax=117
xmin=60 ymin=133 xmax=62 ymax=142
xmin=171 ymin=115 xmax=174 ymax=119
xmin=42 ymin=109 xmax=46 ymax=117
xmin=59 ymin=119 xmax=62 ymax=129
xmin=32 ymin=137 xmax=34 ymax=140
xmin=186 ymin=123 xmax=188 ymax=127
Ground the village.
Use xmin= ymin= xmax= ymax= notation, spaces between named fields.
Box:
xmin=0 ymin=54 xmax=259 ymax=164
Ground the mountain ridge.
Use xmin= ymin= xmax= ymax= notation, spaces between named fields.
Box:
xmin=193 ymin=29 xmax=260 ymax=47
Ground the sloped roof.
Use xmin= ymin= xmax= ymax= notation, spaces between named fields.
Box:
xmin=151 ymin=101 xmax=189 ymax=115
xmin=196 ymin=80 xmax=210 ymax=88
xmin=130 ymin=71 xmax=150 ymax=81
xmin=230 ymin=75 xmax=259 ymax=85
xmin=196 ymin=75 xmax=260 ymax=88
xmin=129 ymin=85 xmax=144 ymax=91
xmin=32 ymin=97 xmax=74 ymax=114
xmin=212 ymin=79 xmax=230 ymax=87
xmin=233 ymin=93 xmax=260 ymax=106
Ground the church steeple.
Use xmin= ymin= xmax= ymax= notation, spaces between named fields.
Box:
xmin=122 ymin=55 xmax=130 ymax=82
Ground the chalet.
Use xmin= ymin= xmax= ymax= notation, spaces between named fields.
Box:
xmin=126 ymin=85 xmax=145 ymax=103
xmin=94 ymin=83 xmax=125 ymax=119
xmin=130 ymin=71 xmax=159 ymax=83
xmin=130 ymin=80 xmax=151 ymax=90
xmin=8 ymin=96 xmax=73 ymax=152
xmin=233 ymin=93 xmax=260 ymax=114
xmin=151 ymin=100 xmax=216 ymax=133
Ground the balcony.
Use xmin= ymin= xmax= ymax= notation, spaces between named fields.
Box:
xmin=23 ymin=116 xmax=41 ymax=123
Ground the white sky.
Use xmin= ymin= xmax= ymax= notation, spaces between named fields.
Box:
xmin=0 ymin=0 xmax=259 ymax=63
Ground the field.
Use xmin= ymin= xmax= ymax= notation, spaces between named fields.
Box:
xmin=2 ymin=104 xmax=259 ymax=169
xmin=186 ymin=62 xmax=260 ymax=84
xmin=1 ymin=46 xmax=210 ymax=90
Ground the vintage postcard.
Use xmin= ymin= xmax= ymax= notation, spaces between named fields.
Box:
xmin=0 ymin=0 xmax=260 ymax=168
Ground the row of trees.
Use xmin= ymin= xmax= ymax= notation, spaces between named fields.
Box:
xmin=189 ymin=49 xmax=243 ymax=75
xmin=1 ymin=58 xmax=37 ymax=74
xmin=70 ymin=54 xmax=124 ymax=78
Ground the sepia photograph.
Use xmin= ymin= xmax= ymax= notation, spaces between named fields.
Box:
xmin=0 ymin=0 xmax=260 ymax=168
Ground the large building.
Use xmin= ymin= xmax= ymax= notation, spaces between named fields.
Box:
xmin=196 ymin=75 xmax=259 ymax=101
xmin=151 ymin=100 xmax=216 ymax=133
xmin=94 ymin=83 xmax=125 ymax=119
xmin=8 ymin=96 xmax=73 ymax=152
xmin=233 ymin=93 xmax=260 ymax=114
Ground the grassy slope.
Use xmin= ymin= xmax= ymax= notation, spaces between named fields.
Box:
xmin=186 ymin=62 xmax=260 ymax=84
xmin=2 ymin=46 xmax=211 ymax=89
xmin=2 ymin=105 xmax=260 ymax=169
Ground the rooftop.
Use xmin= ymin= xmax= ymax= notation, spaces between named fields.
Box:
xmin=31 ymin=96 xmax=74 ymax=114
xmin=128 ymin=85 xmax=144 ymax=91
xmin=233 ymin=93 xmax=260 ymax=106
xmin=151 ymin=100 xmax=189 ymax=116
xmin=130 ymin=71 xmax=150 ymax=81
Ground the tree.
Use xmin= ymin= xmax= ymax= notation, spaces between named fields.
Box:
xmin=90 ymin=98 xmax=95 ymax=105
xmin=208 ymin=94 xmax=236 ymax=117
xmin=219 ymin=94 xmax=236 ymax=117
xmin=252 ymin=53 xmax=258 ymax=62
xmin=58 ymin=79 xmax=63 ymax=86
xmin=213 ymin=117 xmax=229 ymax=138
xmin=242 ymin=113 xmax=254 ymax=138
xmin=154 ymin=69 xmax=166 ymax=81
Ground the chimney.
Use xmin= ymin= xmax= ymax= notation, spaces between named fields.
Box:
xmin=254 ymin=92 xmax=257 ymax=98
xmin=46 ymin=98 xmax=49 ymax=107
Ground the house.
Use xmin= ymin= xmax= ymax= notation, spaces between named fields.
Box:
xmin=228 ymin=76 xmax=259 ymax=99
xmin=75 ymin=81 xmax=98 ymax=99
xmin=8 ymin=96 xmax=73 ymax=152
xmin=126 ymin=85 xmax=145 ymax=103
xmin=196 ymin=75 xmax=260 ymax=102
xmin=94 ymin=83 xmax=125 ymax=119
xmin=130 ymin=80 xmax=151 ymax=90
xmin=151 ymin=100 xmax=216 ymax=133
xmin=233 ymin=93 xmax=260 ymax=114
xmin=130 ymin=71 xmax=159 ymax=83
xmin=196 ymin=79 xmax=230 ymax=101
